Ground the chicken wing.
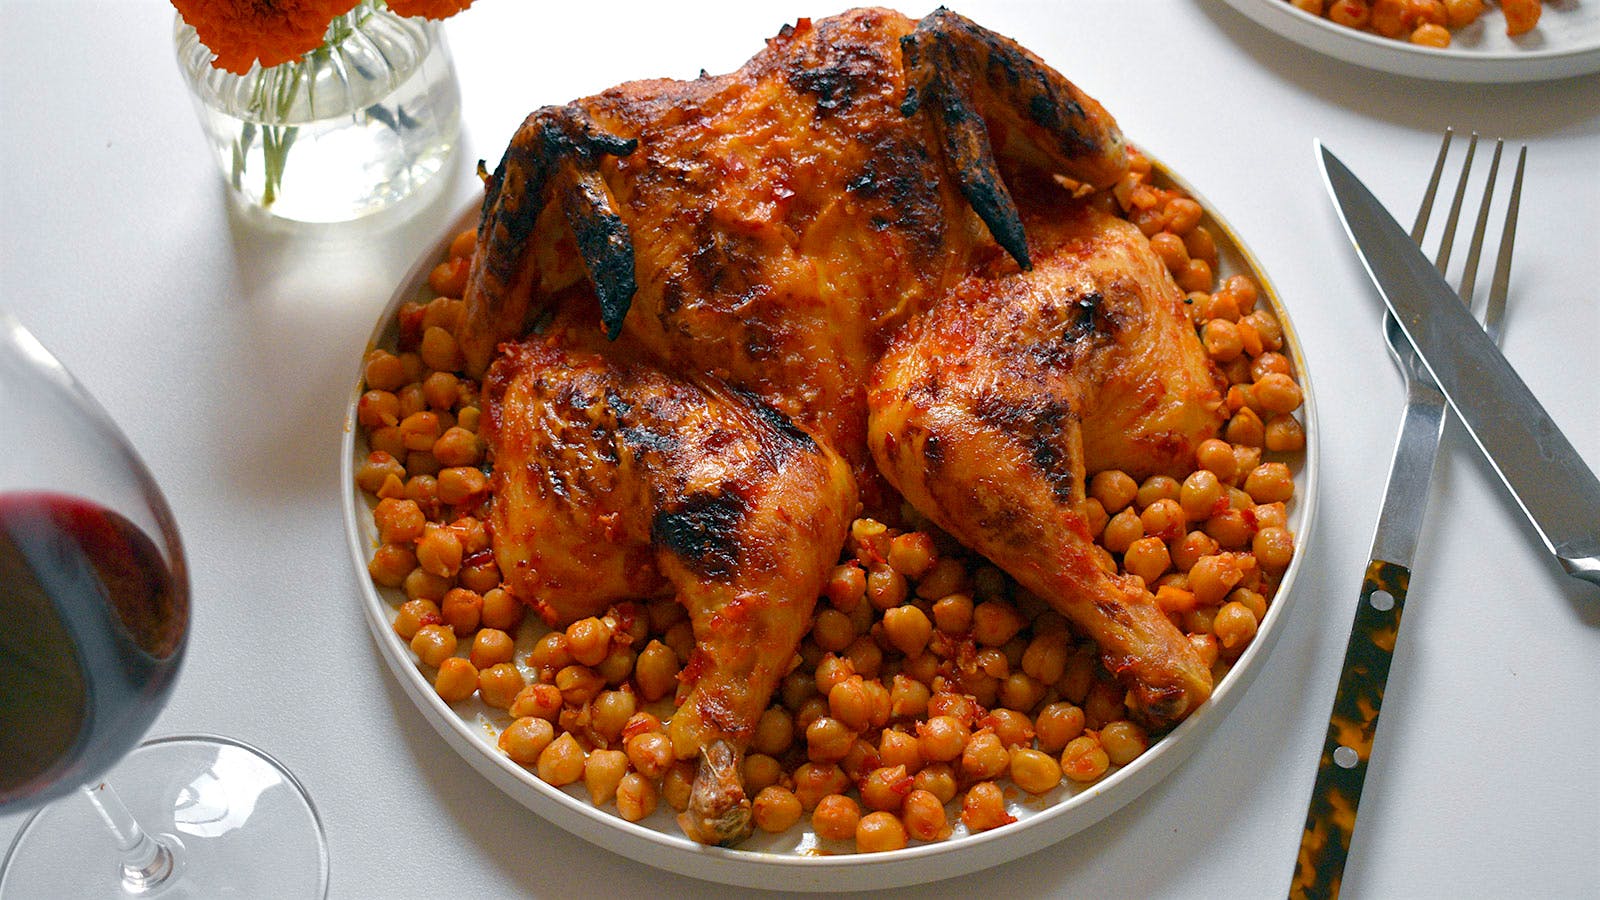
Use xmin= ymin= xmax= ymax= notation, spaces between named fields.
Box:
xmin=868 ymin=201 xmax=1224 ymax=727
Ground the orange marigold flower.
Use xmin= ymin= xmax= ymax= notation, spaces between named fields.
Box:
xmin=387 ymin=0 xmax=475 ymax=18
xmin=173 ymin=0 xmax=361 ymax=74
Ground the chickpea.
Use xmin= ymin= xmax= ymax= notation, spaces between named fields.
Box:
xmin=972 ymin=601 xmax=1026 ymax=647
xmin=825 ymin=563 xmax=867 ymax=611
xmin=355 ymin=450 xmax=404 ymax=494
xmin=911 ymin=763 xmax=958 ymax=805
xmin=960 ymin=730 xmax=1010 ymax=782
xmin=554 ymin=665 xmax=604 ymax=707
xmin=806 ymin=717 xmax=856 ymax=764
xmin=591 ymin=690 xmax=637 ymax=743
xmin=889 ymin=673 xmax=932 ymax=720
xmin=611 ymin=730 xmax=668 ymax=778
xmin=860 ymin=764 xmax=913 ymax=813
xmin=829 ymin=677 xmax=874 ymax=733
xmin=1411 ymin=22 xmax=1450 ymax=46
xmin=753 ymin=786 xmax=803 ymax=833
xmin=499 ymin=716 xmax=556 ymax=766
xmin=1089 ymin=470 xmax=1138 ymax=513
xmin=1206 ymin=509 xmax=1255 ymax=551
xmin=917 ymin=715 xmax=971 ymax=763
xmin=1226 ymin=407 xmax=1266 ymax=448
xmin=1099 ymin=720 xmax=1149 ymax=766
xmin=369 ymin=544 xmax=418 ymax=590
xmin=856 ymin=811 xmax=909 ymax=853
xmin=882 ymin=604 xmax=933 ymax=657
xmin=1230 ymin=587 xmax=1269 ymax=622
xmin=616 ymin=773 xmax=658 ymax=822
xmin=660 ymin=762 xmax=696 ymax=813
xmin=931 ymin=593 xmax=975 ymax=634
xmin=960 ymin=782 xmax=1015 ymax=833
xmin=1253 ymin=526 xmax=1295 ymax=573
xmin=437 ymin=588 xmax=481 ymax=635
xmin=1102 ymin=507 xmax=1144 ymax=554
xmin=433 ymin=657 xmax=478 ymax=702
xmin=743 ymin=754 xmax=782 ymax=794
xmin=414 ymin=524 xmax=463 ymax=579
xmin=812 ymin=794 xmax=862 ymax=842
xmin=528 ymin=631 xmax=573 ymax=672
xmin=634 ymin=640 xmax=679 ymax=702
xmin=1139 ymin=499 xmax=1186 ymax=544
xmin=811 ymin=607 xmax=856 ymax=653
xmin=1171 ymin=530 xmax=1220 ymax=573
xmin=916 ymin=557 xmax=968 ymax=600
xmin=997 ymin=672 xmax=1045 ymax=712
xmin=1020 ymin=631 xmax=1069 ymax=686
xmin=1179 ymin=470 xmax=1225 ymax=522
xmin=1134 ymin=475 xmax=1179 ymax=509
xmin=1165 ymin=197 xmax=1203 ymax=234
xmin=535 ymin=733 xmax=586 ymax=786
xmin=374 ymin=498 xmax=426 ymax=545
xmin=509 ymin=682 xmax=562 ymax=722
xmin=1189 ymin=554 xmax=1245 ymax=606
xmin=866 ymin=563 xmax=909 ymax=610
xmin=1061 ymin=734 xmax=1110 ymax=783
xmin=1010 ymin=747 xmax=1064 ymax=794
xmin=1245 ymin=462 xmax=1295 ymax=504
xmin=410 ymin=624 xmax=457 ymax=667
xmin=1123 ymin=536 xmax=1172 ymax=585
xmin=469 ymin=628 xmax=515 ymax=669
xmin=419 ymin=326 xmax=462 ymax=372
xmin=888 ymin=531 xmax=937 ymax=579
xmin=792 ymin=763 xmax=850 ymax=811
xmin=392 ymin=598 xmax=440 ymax=641
xmin=1034 ymin=702 xmax=1086 ymax=753
xmin=752 ymin=706 xmax=795 ymax=757
xmin=1177 ymin=258 xmax=1214 ymax=294
xmin=1183 ymin=226 xmax=1218 ymax=269
xmin=902 ymin=789 xmax=951 ymax=842
xmin=578 ymin=748 xmax=627 ymax=807
xmin=1265 ymin=414 xmax=1307 ymax=452
xmin=850 ymin=517 xmax=890 ymax=565
xmin=477 ymin=663 xmax=524 ymax=709
xmin=1149 ymin=231 xmax=1190 ymax=274
xmin=1214 ymin=601 xmax=1260 ymax=651
xmin=1252 ymin=371 xmax=1303 ymax=415
xmin=1203 ymin=318 xmax=1244 ymax=362
xmin=845 ymin=635 xmax=885 ymax=681
xmin=566 ymin=617 xmax=614 ymax=668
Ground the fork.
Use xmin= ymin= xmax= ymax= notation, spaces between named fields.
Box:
xmin=1290 ymin=130 xmax=1526 ymax=900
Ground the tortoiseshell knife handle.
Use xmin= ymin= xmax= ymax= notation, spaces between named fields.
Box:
xmin=1290 ymin=560 xmax=1410 ymax=900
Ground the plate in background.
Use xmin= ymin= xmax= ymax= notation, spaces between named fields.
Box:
xmin=1219 ymin=0 xmax=1600 ymax=82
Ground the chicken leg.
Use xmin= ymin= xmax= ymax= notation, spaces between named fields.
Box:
xmin=868 ymin=201 xmax=1224 ymax=728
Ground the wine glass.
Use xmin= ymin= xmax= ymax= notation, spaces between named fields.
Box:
xmin=0 ymin=310 xmax=328 ymax=897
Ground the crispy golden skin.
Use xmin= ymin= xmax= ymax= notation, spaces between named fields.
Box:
xmin=461 ymin=7 xmax=1127 ymax=500
xmin=469 ymin=6 xmax=1225 ymax=843
xmin=868 ymin=202 xmax=1224 ymax=727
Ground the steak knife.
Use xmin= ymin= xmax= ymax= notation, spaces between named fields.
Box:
xmin=1319 ymin=143 xmax=1600 ymax=585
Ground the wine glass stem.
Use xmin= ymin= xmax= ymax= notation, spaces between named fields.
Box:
xmin=83 ymin=781 xmax=177 ymax=893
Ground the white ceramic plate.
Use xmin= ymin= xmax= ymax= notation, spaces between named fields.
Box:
xmin=1219 ymin=0 xmax=1600 ymax=82
xmin=340 ymin=164 xmax=1321 ymax=891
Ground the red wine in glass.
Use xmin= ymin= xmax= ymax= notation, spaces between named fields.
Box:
xmin=0 ymin=491 xmax=187 ymax=809
xmin=0 ymin=310 xmax=328 ymax=897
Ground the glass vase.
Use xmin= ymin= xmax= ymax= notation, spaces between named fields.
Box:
xmin=174 ymin=0 xmax=461 ymax=223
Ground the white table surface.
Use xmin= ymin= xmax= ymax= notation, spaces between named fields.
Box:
xmin=3 ymin=1 xmax=1598 ymax=897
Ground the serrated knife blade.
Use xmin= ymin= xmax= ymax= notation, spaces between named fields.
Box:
xmin=1318 ymin=142 xmax=1600 ymax=585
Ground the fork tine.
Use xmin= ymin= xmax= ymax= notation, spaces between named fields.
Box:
xmin=1483 ymin=145 xmax=1526 ymax=344
xmin=1433 ymin=131 xmax=1479 ymax=273
xmin=1455 ymin=139 xmax=1504 ymax=307
xmin=1412 ymin=128 xmax=1454 ymax=242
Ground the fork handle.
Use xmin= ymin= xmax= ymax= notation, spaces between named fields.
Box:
xmin=1290 ymin=559 xmax=1409 ymax=900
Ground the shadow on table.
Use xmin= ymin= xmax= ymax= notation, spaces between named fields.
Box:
xmin=1195 ymin=3 xmax=1600 ymax=137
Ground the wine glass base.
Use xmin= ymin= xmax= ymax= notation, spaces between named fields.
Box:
xmin=0 ymin=734 xmax=328 ymax=899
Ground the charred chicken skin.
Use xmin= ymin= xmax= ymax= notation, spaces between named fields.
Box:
xmin=466 ymin=7 xmax=1224 ymax=844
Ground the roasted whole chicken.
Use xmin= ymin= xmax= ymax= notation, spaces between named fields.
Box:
xmin=466 ymin=7 xmax=1227 ymax=845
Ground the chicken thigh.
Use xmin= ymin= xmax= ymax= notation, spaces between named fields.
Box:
xmin=868 ymin=202 xmax=1224 ymax=727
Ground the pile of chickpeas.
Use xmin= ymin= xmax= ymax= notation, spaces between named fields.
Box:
xmin=354 ymin=157 xmax=1305 ymax=854
xmin=1287 ymin=0 xmax=1543 ymax=47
